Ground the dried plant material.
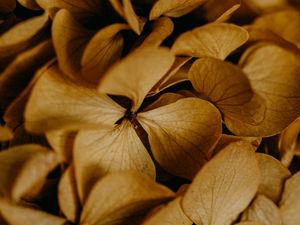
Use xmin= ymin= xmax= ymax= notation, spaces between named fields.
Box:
xmin=200 ymin=0 xmax=241 ymax=22
xmin=46 ymin=131 xmax=76 ymax=163
xmin=52 ymin=9 xmax=94 ymax=78
xmin=143 ymin=93 xmax=184 ymax=111
xmin=182 ymin=141 xmax=260 ymax=225
xmin=172 ymin=23 xmax=249 ymax=59
xmin=252 ymin=9 xmax=300 ymax=47
xmin=279 ymin=117 xmax=300 ymax=167
xmin=98 ymin=46 xmax=175 ymax=111
xmin=81 ymin=23 xmax=128 ymax=84
xmin=80 ymin=171 xmax=175 ymax=225
xmin=231 ymin=44 xmax=300 ymax=136
xmin=0 ymin=126 xmax=13 ymax=141
xmin=36 ymin=0 xmax=105 ymax=19
xmin=0 ymin=0 xmax=16 ymax=14
xmin=189 ymin=56 xmax=266 ymax=129
xmin=0 ymin=13 xmax=49 ymax=70
xmin=0 ymin=144 xmax=59 ymax=201
xmin=25 ymin=64 xmax=126 ymax=133
xmin=235 ymin=222 xmax=264 ymax=225
xmin=244 ymin=0 xmax=289 ymax=13
xmin=141 ymin=17 xmax=174 ymax=47
xmin=242 ymin=195 xmax=282 ymax=225
xmin=138 ymin=98 xmax=222 ymax=179
xmin=256 ymin=153 xmax=291 ymax=203
xmin=213 ymin=134 xmax=261 ymax=156
xmin=74 ymin=120 xmax=156 ymax=201
xmin=58 ymin=165 xmax=80 ymax=223
xmin=149 ymin=0 xmax=207 ymax=20
xmin=142 ymin=198 xmax=193 ymax=225
xmin=0 ymin=199 xmax=67 ymax=225
xmin=109 ymin=0 xmax=146 ymax=35
xmin=0 ymin=40 xmax=54 ymax=111
xmin=18 ymin=0 xmax=41 ymax=10
xmin=279 ymin=172 xmax=300 ymax=225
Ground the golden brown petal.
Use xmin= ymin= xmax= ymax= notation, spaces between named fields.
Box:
xmin=98 ymin=46 xmax=175 ymax=111
xmin=80 ymin=171 xmax=175 ymax=225
xmin=182 ymin=141 xmax=260 ymax=225
xmin=279 ymin=172 xmax=300 ymax=225
xmin=149 ymin=0 xmax=207 ymax=20
xmin=138 ymin=98 xmax=222 ymax=179
xmin=172 ymin=23 xmax=249 ymax=59
xmin=242 ymin=195 xmax=282 ymax=225
xmin=0 ymin=144 xmax=59 ymax=201
xmin=17 ymin=0 xmax=41 ymax=10
xmin=279 ymin=117 xmax=300 ymax=167
xmin=244 ymin=0 xmax=289 ymax=13
xmin=81 ymin=23 xmax=129 ymax=84
xmin=0 ymin=199 xmax=66 ymax=225
xmin=74 ymin=120 xmax=156 ymax=201
xmin=0 ymin=126 xmax=13 ymax=141
xmin=142 ymin=197 xmax=193 ymax=225
xmin=25 ymin=64 xmax=125 ymax=133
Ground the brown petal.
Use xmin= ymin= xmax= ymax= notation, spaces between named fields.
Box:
xmin=242 ymin=195 xmax=282 ymax=225
xmin=25 ymin=64 xmax=125 ymax=133
xmin=52 ymin=9 xmax=94 ymax=78
xmin=279 ymin=172 xmax=300 ymax=225
xmin=109 ymin=0 xmax=146 ymax=35
xmin=256 ymin=153 xmax=291 ymax=203
xmin=235 ymin=223 xmax=264 ymax=225
xmin=0 ymin=144 xmax=59 ymax=201
xmin=0 ymin=126 xmax=13 ymax=141
xmin=0 ymin=0 xmax=16 ymax=14
xmin=182 ymin=141 xmax=260 ymax=225
xmin=141 ymin=17 xmax=174 ymax=47
xmin=18 ymin=0 xmax=41 ymax=10
xmin=0 ymin=13 xmax=49 ymax=71
xmin=231 ymin=44 xmax=300 ymax=136
xmin=149 ymin=0 xmax=207 ymax=20
xmin=278 ymin=117 xmax=300 ymax=167
xmin=74 ymin=120 xmax=156 ymax=201
xmin=58 ymin=165 xmax=80 ymax=223
xmin=97 ymin=46 xmax=175 ymax=111
xmin=81 ymin=23 xmax=129 ymax=84
xmin=189 ymin=57 xmax=266 ymax=129
xmin=138 ymin=98 xmax=222 ymax=179
xmin=0 ymin=199 xmax=66 ymax=225
xmin=142 ymin=197 xmax=193 ymax=225
xmin=172 ymin=23 xmax=249 ymax=59
xmin=245 ymin=0 xmax=289 ymax=13
xmin=143 ymin=93 xmax=184 ymax=111
xmin=80 ymin=171 xmax=175 ymax=225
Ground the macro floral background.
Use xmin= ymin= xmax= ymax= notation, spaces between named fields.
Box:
xmin=0 ymin=0 xmax=300 ymax=224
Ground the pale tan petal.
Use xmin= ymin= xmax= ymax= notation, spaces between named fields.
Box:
xmin=235 ymin=222 xmax=264 ymax=225
xmin=149 ymin=0 xmax=207 ymax=20
xmin=0 ymin=13 xmax=49 ymax=70
xmin=142 ymin=197 xmax=193 ymax=225
xmin=138 ymin=98 xmax=222 ymax=179
xmin=81 ymin=23 xmax=129 ymax=84
xmin=109 ymin=0 xmax=146 ymax=35
xmin=141 ymin=17 xmax=174 ymax=47
xmin=0 ymin=40 xmax=54 ymax=111
xmin=0 ymin=0 xmax=16 ymax=14
xmin=229 ymin=44 xmax=300 ymax=136
xmin=80 ymin=171 xmax=175 ymax=225
xmin=279 ymin=172 xmax=300 ymax=225
xmin=98 ymin=46 xmax=175 ymax=111
xmin=182 ymin=141 xmax=260 ymax=225
xmin=74 ymin=120 xmax=156 ymax=201
xmin=52 ymin=9 xmax=94 ymax=78
xmin=189 ymin=57 xmax=266 ymax=129
xmin=46 ymin=131 xmax=76 ymax=163
xmin=279 ymin=117 xmax=300 ymax=167
xmin=252 ymin=9 xmax=300 ymax=47
xmin=0 ymin=144 xmax=59 ymax=201
xmin=18 ymin=0 xmax=41 ymax=10
xmin=172 ymin=23 xmax=249 ymax=59
xmin=58 ymin=165 xmax=80 ymax=223
xmin=256 ymin=153 xmax=291 ymax=203
xmin=25 ymin=64 xmax=125 ymax=133
xmin=242 ymin=195 xmax=282 ymax=225
xmin=0 ymin=125 xmax=13 ymax=141
xmin=0 ymin=199 xmax=66 ymax=225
